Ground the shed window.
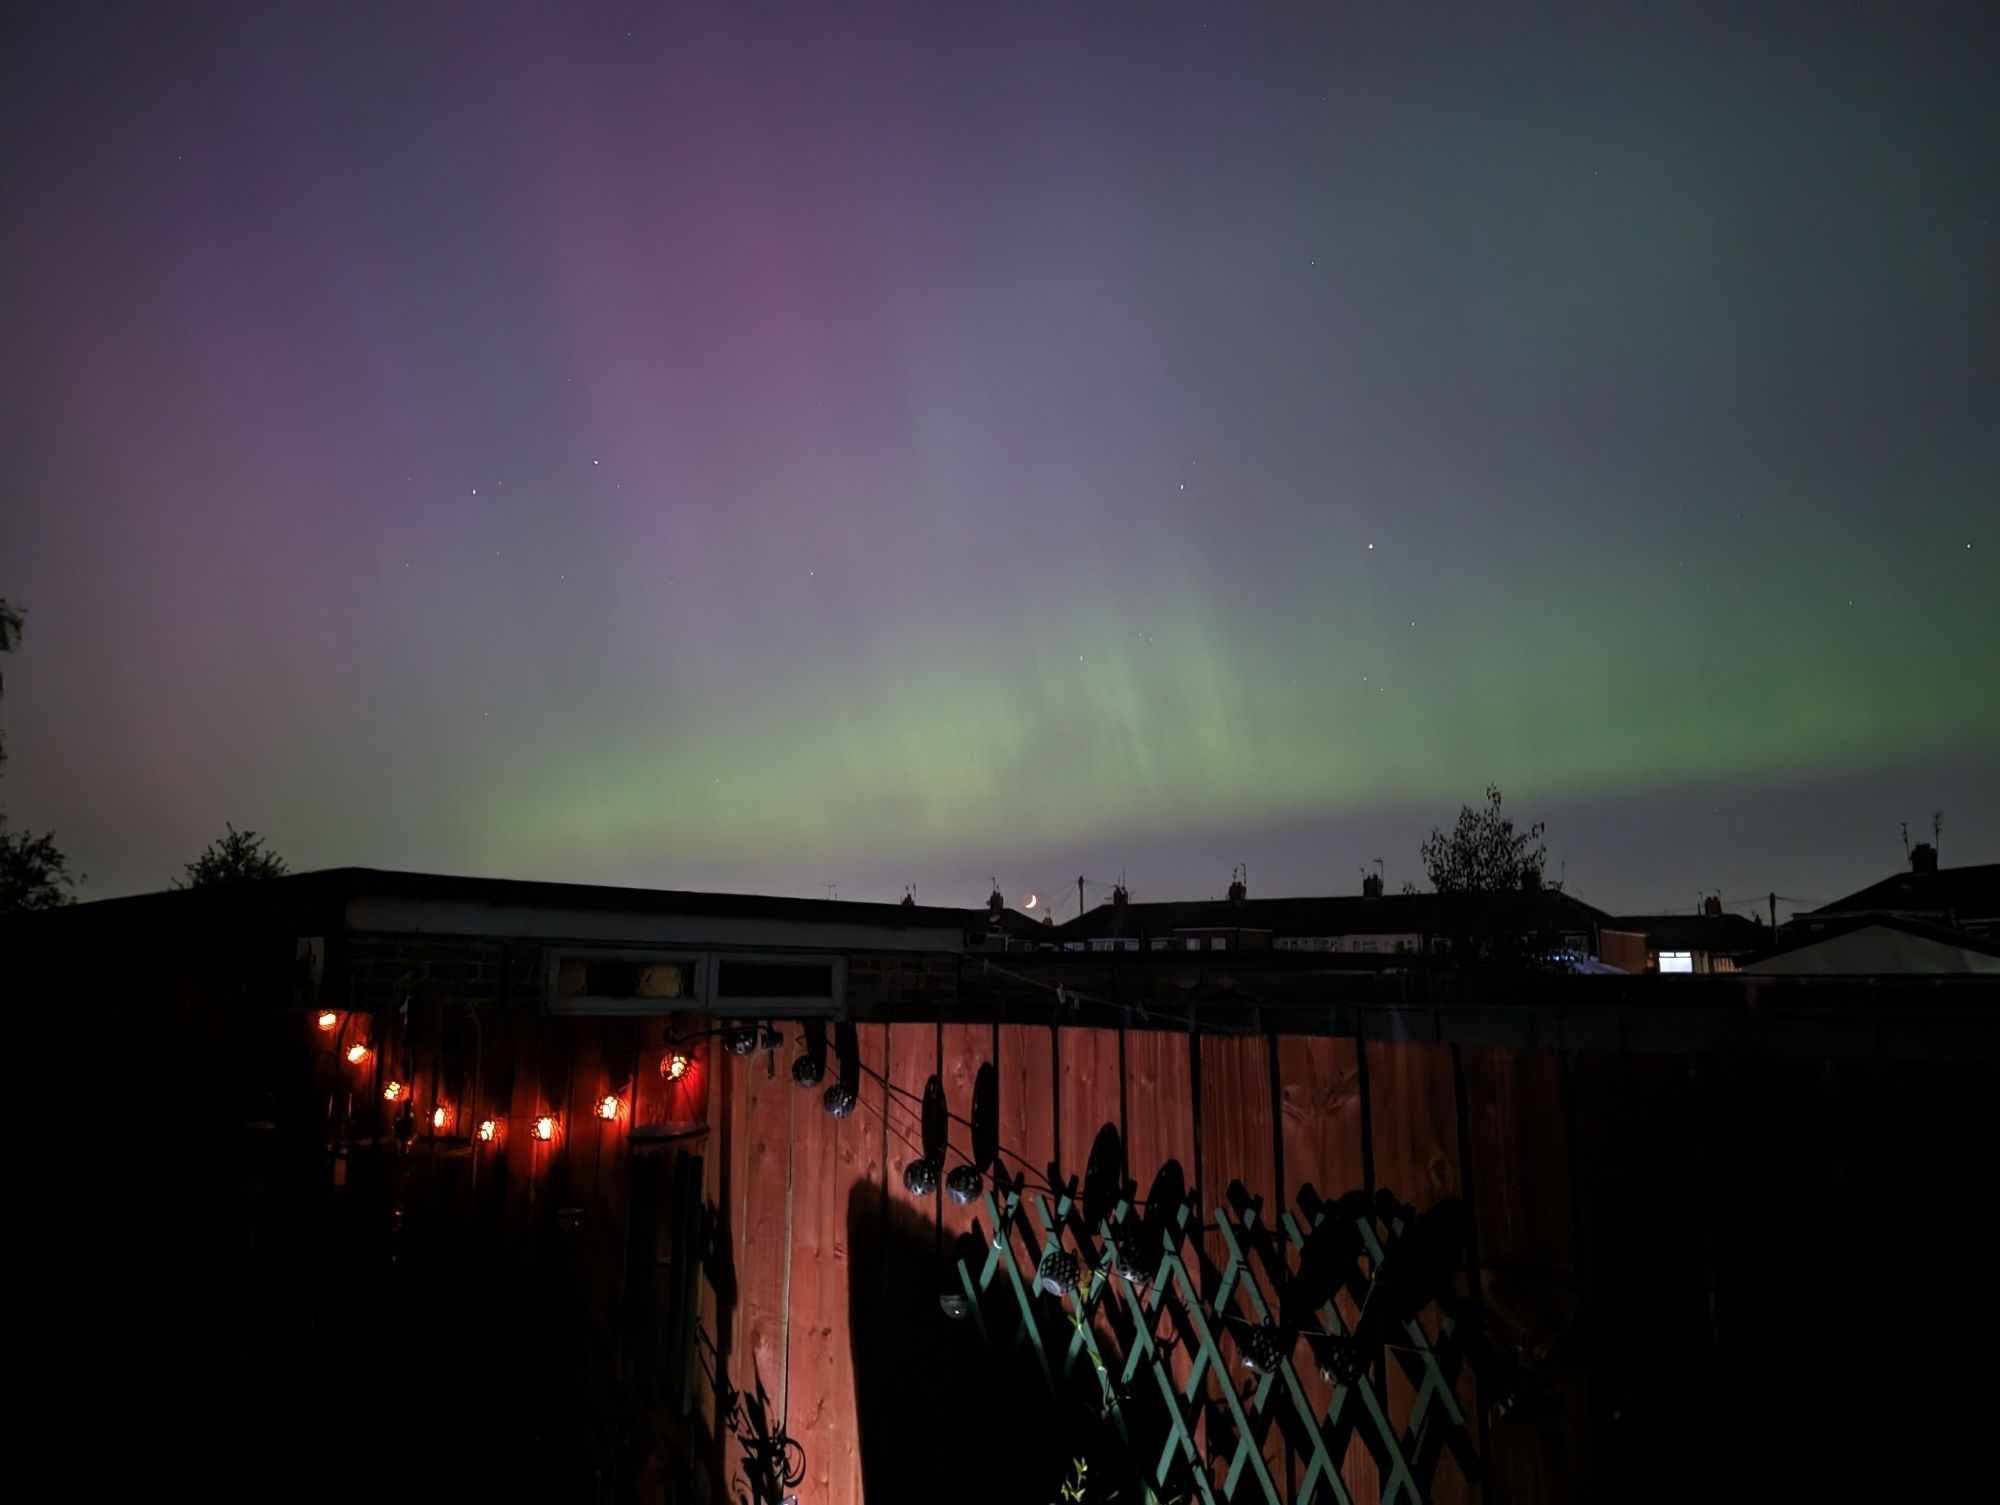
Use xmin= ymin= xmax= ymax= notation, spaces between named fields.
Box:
xmin=716 ymin=960 xmax=834 ymax=1000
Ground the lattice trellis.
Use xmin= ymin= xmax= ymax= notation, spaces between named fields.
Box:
xmin=953 ymin=1180 xmax=1483 ymax=1504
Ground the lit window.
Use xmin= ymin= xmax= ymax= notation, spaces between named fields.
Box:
xmin=1658 ymin=951 xmax=1695 ymax=974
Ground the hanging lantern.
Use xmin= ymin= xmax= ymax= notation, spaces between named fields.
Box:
xmin=902 ymin=1157 xmax=939 ymax=1198
xmin=595 ymin=1094 xmax=622 ymax=1121
xmin=532 ymin=1114 xmax=559 ymax=1142
xmin=660 ymin=1051 xmax=690 ymax=1082
xmin=791 ymin=1054 xmax=824 ymax=1089
xmin=1240 ymin=1324 xmax=1289 ymax=1377
xmin=345 ymin=1042 xmax=371 ymax=1065
xmin=723 ymin=1027 xmax=759 ymax=1057
xmin=382 ymin=1079 xmax=407 ymax=1103
xmin=315 ymin=1009 xmax=339 ymax=1032
xmin=1036 ymin=1248 xmax=1081 ymax=1297
xmin=1110 ymin=1221 xmax=1151 ymax=1283
xmin=1317 ymin=1333 xmax=1367 ymax=1388
xmin=944 ymin=1164 xmax=982 ymax=1206
xmin=822 ymin=1081 xmax=857 ymax=1119
xmin=1490 ymin=1363 xmax=1545 ymax=1425
xmin=476 ymin=1117 xmax=501 ymax=1144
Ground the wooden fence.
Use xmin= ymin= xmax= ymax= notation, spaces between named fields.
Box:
xmin=44 ymin=951 xmax=1999 ymax=1503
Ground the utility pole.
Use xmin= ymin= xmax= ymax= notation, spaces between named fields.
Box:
xmin=1769 ymin=891 xmax=1777 ymax=931
xmin=1077 ymin=875 xmax=1086 ymax=920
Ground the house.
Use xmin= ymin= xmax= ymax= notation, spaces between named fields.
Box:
xmin=1793 ymin=846 xmax=1998 ymax=938
xmin=1613 ymin=896 xmax=1771 ymax=973
xmin=1054 ymin=869 xmax=1647 ymax=970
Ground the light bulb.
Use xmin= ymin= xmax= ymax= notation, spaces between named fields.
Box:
xmin=315 ymin=1009 xmax=339 ymax=1031
xmin=595 ymin=1094 xmax=622 ymax=1121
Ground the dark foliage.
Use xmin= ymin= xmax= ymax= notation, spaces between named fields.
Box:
xmin=175 ymin=822 xmax=289 ymax=888
xmin=1421 ymin=783 xmax=1548 ymax=894
xmin=0 ymin=595 xmax=78 ymax=910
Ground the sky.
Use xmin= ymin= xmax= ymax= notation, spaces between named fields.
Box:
xmin=2 ymin=1 xmax=1995 ymax=917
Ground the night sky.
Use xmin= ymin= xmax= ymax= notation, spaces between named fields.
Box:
xmin=3 ymin=2 xmax=1995 ymax=915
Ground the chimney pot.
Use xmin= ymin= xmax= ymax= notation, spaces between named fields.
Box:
xmin=1910 ymin=842 xmax=1938 ymax=875
xmin=1362 ymin=873 xmax=1384 ymax=899
xmin=1520 ymin=867 xmax=1542 ymax=892
xmin=1702 ymin=894 xmax=1721 ymax=917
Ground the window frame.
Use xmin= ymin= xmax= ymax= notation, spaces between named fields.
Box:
xmin=544 ymin=947 xmax=847 ymax=1018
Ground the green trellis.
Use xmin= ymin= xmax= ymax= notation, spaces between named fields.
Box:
xmin=953 ymin=1181 xmax=1481 ymax=1505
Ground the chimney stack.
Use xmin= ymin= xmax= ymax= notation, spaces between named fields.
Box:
xmin=1910 ymin=842 xmax=1938 ymax=875
xmin=1702 ymin=894 xmax=1721 ymax=917
xmin=1112 ymin=884 xmax=1129 ymax=908
xmin=987 ymin=885 xmax=1005 ymax=917
xmin=1362 ymin=871 xmax=1384 ymax=899
xmin=1520 ymin=867 xmax=1542 ymax=892
xmin=1227 ymin=866 xmax=1247 ymax=903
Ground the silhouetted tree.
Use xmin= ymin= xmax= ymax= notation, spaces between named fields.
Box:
xmin=176 ymin=823 xmax=289 ymax=888
xmin=1420 ymin=784 xmax=1548 ymax=894
xmin=0 ymin=596 xmax=78 ymax=912
xmin=1418 ymin=786 xmax=1565 ymax=970
xmin=1 ymin=822 xmax=75 ymax=910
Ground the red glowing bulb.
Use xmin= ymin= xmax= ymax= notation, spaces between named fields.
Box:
xmin=383 ymin=1080 xmax=406 ymax=1103
xmin=315 ymin=1009 xmax=339 ymax=1031
xmin=595 ymin=1094 xmax=622 ymax=1121
xmin=661 ymin=1051 xmax=690 ymax=1082
xmin=477 ymin=1118 xmax=499 ymax=1143
xmin=346 ymin=1043 xmax=370 ymax=1064
xmin=532 ymin=1114 xmax=558 ymax=1142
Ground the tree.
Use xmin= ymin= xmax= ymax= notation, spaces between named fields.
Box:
xmin=176 ymin=823 xmax=289 ymax=888
xmin=1418 ymin=786 xmax=1563 ymax=971
xmin=0 ymin=596 xmax=78 ymax=912
xmin=0 ymin=596 xmax=22 ymax=770
xmin=0 ymin=819 xmax=75 ymax=910
xmin=1420 ymin=784 xmax=1548 ymax=894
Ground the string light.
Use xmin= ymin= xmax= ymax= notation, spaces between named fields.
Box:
xmin=1036 ymin=1249 xmax=1081 ymax=1297
xmin=345 ymin=1043 xmax=370 ymax=1064
xmin=902 ymin=1158 xmax=939 ymax=1198
xmin=383 ymin=1079 xmax=407 ymax=1102
xmin=723 ymin=1027 xmax=759 ymax=1057
xmin=431 ymin=1103 xmax=451 ymax=1131
xmin=791 ymin=1054 xmax=824 ymax=1089
xmin=1240 ymin=1325 xmax=1289 ymax=1376
xmin=595 ymin=1094 xmax=622 ymax=1121
xmin=822 ymin=1081 xmax=857 ymax=1118
xmin=532 ymin=1114 xmax=558 ymax=1142
xmin=477 ymin=1117 xmax=500 ymax=1143
xmin=945 ymin=1164 xmax=983 ymax=1206
xmin=661 ymin=1051 xmax=690 ymax=1082
xmin=315 ymin=1009 xmax=339 ymax=1031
